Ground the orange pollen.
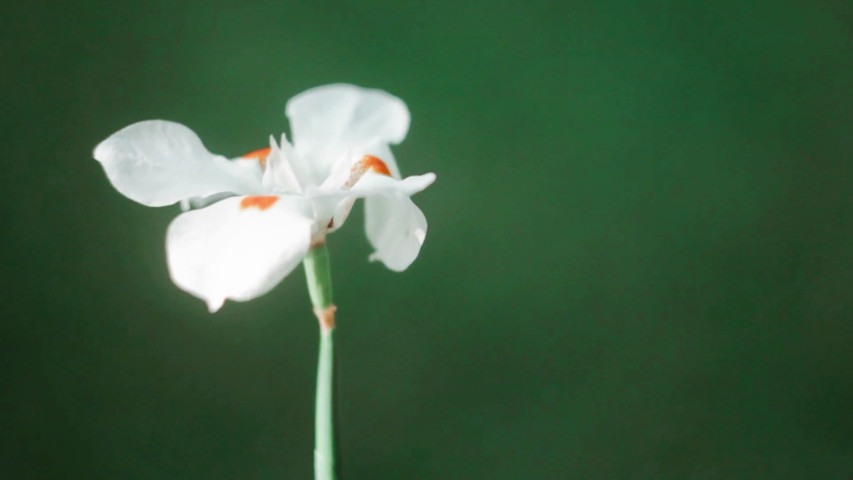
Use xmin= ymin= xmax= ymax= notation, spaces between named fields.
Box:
xmin=240 ymin=196 xmax=279 ymax=210
xmin=242 ymin=147 xmax=272 ymax=168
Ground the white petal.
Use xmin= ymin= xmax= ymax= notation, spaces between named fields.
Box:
xmin=365 ymin=194 xmax=428 ymax=272
xmin=328 ymin=196 xmax=357 ymax=233
xmin=286 ymin=84 xmax=410 ymax=176
xmin=361 ymin=141 xmax=402 ymax=179
xmin=319 ymin=142 xmax=404 ymax=186
xmin=94 ymin=120 xmax=263 ymax=207
xmin=349 ymin=172 xmax=436 ymax=198
xmin=180 ymin=192 xmax=237 ymax=211
xmin=262 ymin=135 xmax=303 ymax=194
xmin=166 ymin=196 xmax=313 ymax=312
xmin=229 ymin=156 xmax=265 ymax=178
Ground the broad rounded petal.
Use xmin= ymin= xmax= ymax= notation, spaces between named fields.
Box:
xmin=286 ymin=84 xmax=410 ymax=174
xmin=94 ymin=120 xmax=263 ymax=207
xmin=166 ymin=196 xmax=313 ymax=312
xmin=350 ymin=172 xmax=436 ymax=198
xmin=365 ymin=194 xmax=428 ymax=272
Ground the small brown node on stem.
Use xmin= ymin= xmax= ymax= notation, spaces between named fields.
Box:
xmin=310 ymin=236 xmax=327 ymax=249
xmin=314 ymin=305 xmax=337 ymax=331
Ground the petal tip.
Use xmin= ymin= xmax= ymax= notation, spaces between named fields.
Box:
xmin=419 ymin=172 xmax=438 ymax=190
xmin=92 ymin=139 xmax=112 ymax=163
xmin=206 ymin=297 xmax=225 ymax=313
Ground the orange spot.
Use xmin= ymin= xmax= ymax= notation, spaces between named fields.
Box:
xmin=242 ymin=147 xmax=272 ymax=168
xmin=240 ymin=196 xmax=279 ymax=210
xmin=360 ymin=155 xmax=391 ymax=176
xmin=344 ymin=155 xmax=393 ymax=188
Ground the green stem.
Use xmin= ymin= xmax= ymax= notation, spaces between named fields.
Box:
xmin=304 ymin=245 xmax=334 ymax=310
xmin=314 ymin=324 xmax=336 ymax=480
xmin=303 ymin=245 xmax=337 ymax=480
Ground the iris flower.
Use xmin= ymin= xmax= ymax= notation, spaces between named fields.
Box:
xmin=94 ymin=84 xmax=435 ymax=312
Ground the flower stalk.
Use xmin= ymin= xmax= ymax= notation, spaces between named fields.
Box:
xmin=303 ymin=245 xmax=337 ymax=480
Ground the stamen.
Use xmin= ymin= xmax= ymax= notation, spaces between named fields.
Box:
xmin=241 ymin=147 xmax=272 ymax=168
xmin=240 ymin=195 xmax=279 ymax=210
xmin=345 ymin=154 xmax=392 ymax=188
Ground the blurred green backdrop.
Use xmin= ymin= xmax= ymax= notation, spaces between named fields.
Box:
xmin=2 ymin=0 xmax=852 ymax=478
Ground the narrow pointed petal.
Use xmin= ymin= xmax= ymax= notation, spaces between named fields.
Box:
xmin=365 ymin=195 xmax=428 ymax=272
xmin=262 ymin=135 xmax=303 ymax=194
xmin=166 ymin=196 xmax=313 ymax=311
xmin=286 ymin=84 xmax=409 ymax=176
xmin=93 ymin=120 xmax=263 ymax=207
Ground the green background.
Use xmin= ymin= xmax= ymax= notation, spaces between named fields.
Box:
xmin=3 ymin=1 xmax=852 ymax=478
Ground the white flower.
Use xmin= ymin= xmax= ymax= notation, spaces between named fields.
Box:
xmin=93 ymin=84 xmax=435 ymax=312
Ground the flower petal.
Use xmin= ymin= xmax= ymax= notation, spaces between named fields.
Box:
xmin=365 ymin=194 xmax=428 ymax=272
xmin=286 ymin=84 xmax=410 ymax=176
xmin=262 ymin=134 xmax=303 ymax=194
xmin=349 ymin=172 xmax=436 ymax=198
xmin=361 ymin=141 xmax=402 ymax=179
xmin=166 ymin=196 xmax=313 ymax=312
xmin=94 ymin=120 xmax=263 ymax=207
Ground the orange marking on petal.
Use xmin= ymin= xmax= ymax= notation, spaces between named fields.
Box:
xmin=360 ymin=155 xmax=391 ymax=176
xmin=240 ymin=195 xmax=279 ymax=210
xmin=242 ymin=147 xmax=272 ymax=168
xmin=344 ymin=155 xmax=393 ymax=188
